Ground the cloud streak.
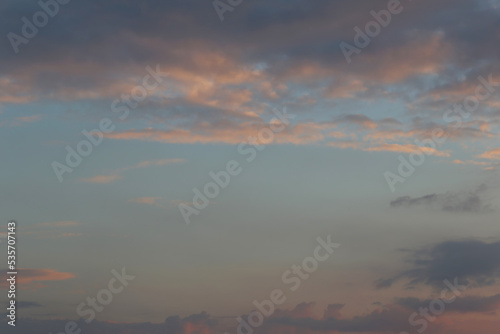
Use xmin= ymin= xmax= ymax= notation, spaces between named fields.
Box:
xmin=80 ymin=158 xmax=185 ymax=184
xmin=390 ymin=184 xmax=492 ymax=213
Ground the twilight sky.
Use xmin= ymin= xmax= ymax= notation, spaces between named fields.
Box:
xmin=1 ymin=0 xmax=500 ymax=333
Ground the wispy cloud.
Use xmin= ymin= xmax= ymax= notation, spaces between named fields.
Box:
xmin=128 ymin=197 xmax=166 ymax=207
xmin=0 ymin=268 xmax=75 ymax=288
xmin=80 ymin=174 xmax=123 ymax=184
xmin=125 ymin=158 xmax=185 ymax=170
xmin=20 ymin=221 xmax=83 ymax=239
xmin=390 ymin=184 xmax=493 ymax=213
xmin=364 ymin=143 xmax=450 ymax=157
xmin=80 ymin=158 xmax=185 ymax=184
xmin=5 ymin=114 xmax=42 ymax=126
xmin=15 ymin=115 xmax=41 ymax=123
xmin=36 ymin=221 xmax=80 ymax=228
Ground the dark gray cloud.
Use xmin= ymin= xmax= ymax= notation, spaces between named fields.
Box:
xmin=5 ymin=297 xmax=499 ymax=334
xmin=2 ymin=312 xmax=217 ymax=334
xmin=1 ymin=306 xmax=414 ymax=334
xmin=323 ymin=303 xmax=345 ymax=319
xmin=390 ymin=184 xmax=492 ymax=213
xmin=377 ymin=239 xmax=500 ymax=288
xmin=266 ymin=305 xmax=433 ymax=334
xmin=374 ymin=278 xmax=397 ymax=289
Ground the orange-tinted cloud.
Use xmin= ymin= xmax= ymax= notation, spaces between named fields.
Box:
xmin=128 ymin=197 xmax=166 ymax=207
xmin=131 ymin=158 xmax=185 ymax=169
xmin=104 ymin=122 xmax=326 ymax=145
xmin=364 ymin=143 xmax=450 ymax=157
xmin=81 ymin=158 xmax=185 ymax=184
xmin=81 ymin=174 xmax=123 ymax=184
xmin=1 ymin=268 xmax=75 ymax=287
xmin=479 ymin=148 xmax=500 ymax=160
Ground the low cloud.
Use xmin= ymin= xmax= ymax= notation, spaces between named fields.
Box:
xmin=8 ymin=300 xmax=500 ymax=334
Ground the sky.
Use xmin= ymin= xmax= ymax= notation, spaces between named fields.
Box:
xmin=0 ymin=0 xmax=500 ymax=333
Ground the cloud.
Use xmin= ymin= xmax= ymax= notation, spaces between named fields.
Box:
xmin=397 ymin=294 xmax=500 ymax=314
xmin=334 ymin=114 xmax=378 ymax=129
xmin=390 ymin=184 xmax=492 ymax=213
xmin=266 ymin=305 xmax=414 ymax=333
xmin=479 ymin=148 xmax=500 ymax=160
xmin=11 ymin=115 xmax=41 ymax=125
xmin=364 ymin=143 xmax=450 ymax=156
xmin=0 ymin=268 xmax=75 ymax=288
xmin=2 ymin=305 xmax=409 ymax=334
xmin=0 ymin=0 xmax=497 ymax=165
xmin=104 ymin=120 xmax=326 ymax=145
xmin=322 ymin=304 xmax=345 ymax=319
xmin=17 ymin=301 xmax=42 ymax=309
xmin=374 ymin=278 xmax=397 ymax=289
xmin=8 ymin=300 xmax=500 ymax=334
xmin=452 ymin=159 xmax=499 ymax=171
xmin=128 ymin=197 xmax=166 ymax=207
xmin=80 ymin=174 xmax=123 ymax=184
xmin=273 ymin=302 xmax=317 ymax=319
xmin=377 ymin=239 xmax=500 ymax=288
xmin=9 ymin=312 xmax=218 ymax=334
xmin=101 ymin=112 xmax=476 ymax=160
xmin=17 ymin=221 xmax=83 ymax=239
xmin=81 ymin=158 xmax=185 ymax=184
xmin=34 ymin=221 xmax=80 ymax=228
xmin=130 ymin=158 xmax=185 ymax=169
